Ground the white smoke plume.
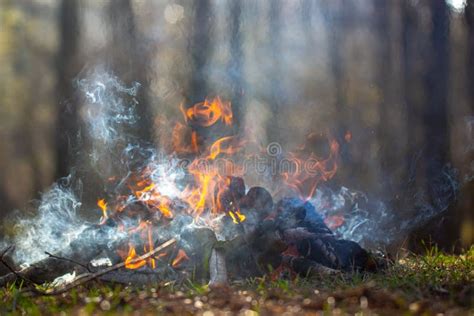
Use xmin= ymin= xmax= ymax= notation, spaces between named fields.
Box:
xmin=10 ymin=176 xmax=87 ymax=264
xmin=76 ymin=71 xmax=140 ymax=167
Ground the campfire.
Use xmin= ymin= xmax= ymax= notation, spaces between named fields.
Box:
xmin=0 ymin=75 xmax=382 ymax=292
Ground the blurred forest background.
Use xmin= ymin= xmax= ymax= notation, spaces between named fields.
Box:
xmin=0 ymin=0 xmax=472 ymax=251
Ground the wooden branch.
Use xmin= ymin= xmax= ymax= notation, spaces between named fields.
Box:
xmin=0 ymin=246 xmax=13 ymax=258
xmin=0 ymin=246 xmax=36 ymax=285
xmin=44 ymin=251 xmax=91 ymax=272
xmin=27 ymin=238 xmax=176 ymax=296
xmin=0 ymin=224 xmax=119 ymax=287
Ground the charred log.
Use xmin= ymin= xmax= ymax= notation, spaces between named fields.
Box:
xmin=0 ymin=224 xmax=118 ymax=286
xmin=240 ymin=186 xmax=274 ymax=217
xmin=281 ymin=255 xmax=338 ymax=277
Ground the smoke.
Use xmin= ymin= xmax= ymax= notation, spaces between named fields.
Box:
xmin=1 ymin=66 xmax=469 ymax=267
xmin=76 ymin=70 xmax=140 ymax=168
xmin=10 ymin=176 xmax=87 ymax=265
xmin=312 ymin=164 xmax=460 ymax=248
xmin=3 ymin=70 xmax=185 ymax=266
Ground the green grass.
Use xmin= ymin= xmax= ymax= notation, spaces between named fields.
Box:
xmin=0 ymin=246 xmax=472 ymax=315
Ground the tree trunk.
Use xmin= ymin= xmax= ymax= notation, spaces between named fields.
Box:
xmin=107 ymin=0 xmax=155 ymax=144
xmin=55 ymin=0 xmax=80 ymax=179
xmin=409 ymin=0 xmax=454 ymax=251
xmin=401 ymin=0 xmax=419 ymax=182
xmin=466 ymin=0 xmax=474 ymax=112
xmin=267 ymin=0 xmax=284 ymax=143
xmin=228 ymin=0 xmax=243 ymax=130
xmin=188 ymin=0 xmax=212 ymax=105
xmin=374 ymin=1 xmax=392 ymax=180
xmin=423 ymin=0 xmax=450 ymax=171
xmin=323 ymin=0 xmax=348 ymax=137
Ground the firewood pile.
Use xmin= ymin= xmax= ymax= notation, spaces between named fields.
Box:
xmin=0 ymin=175 xmax=384 ymax=294
xmin=0 ymin=86 xmax=387 ymax=295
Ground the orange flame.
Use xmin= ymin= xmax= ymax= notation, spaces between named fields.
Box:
xmin=97 ymin=199 xmax=108 ymax=223
xmin=181 ymin=96 xmax=232 ymax=127
xmin=191 ymin=131 xmax=199 ymax=153
xmin=228 ymin=210 xmax=246 ymax=224
xmin=133 ymin=181 xmax=174 ymax=219
xmin=172 ymin=122 xmax=200 ymax=154
xmin=282 ymin=135 xmax=339 ymax=200
xmin=207 ymin=136 xmax=241 ymax=160
xmin=146 ymin=225 xmax=156 ymax=269
xmin=181 ymin=135 xmax=244 ymax=217
xmin=125 ymin=244 xmax=147 ymax=270
xmin=324 ymin=215 xmax=345 ymax=230
xmin=171 ymin=249 xmax=189 ymax=268
xmin=94 ymin=96 xmax=342 ymax=272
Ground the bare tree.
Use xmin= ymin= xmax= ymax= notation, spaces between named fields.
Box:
xmin=188 ymin=0 xmax=212 ymax=105
xmin=408 ymin=0 xmax=453 ymax=251
xmin=401 ymin=0 xmax=421 ymax=182
xmin=55 ymin=0 xmax=80 ymax=179
xmin=228 ymin=0 xmax=244 ymax=130
xmin=463 ymin=0 xmax=474 ymax=249
xmin=267 ymin=0 xmax=284 ymax=141
xmin=322 ymin=0 xmax=349 ymax=138
xmin=466 ymin=0 xmax=474 ymax=112
xmin=374 ymin=1 xmax=392 ymax=173
xmin=107 ymin=0 xmax=155 ymax=144
xmin=423 ymin=0 xmax=450 ymax=172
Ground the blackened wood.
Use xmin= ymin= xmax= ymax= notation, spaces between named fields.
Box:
xmin=27 ymin=239 xmax=176 ymax=295
xmin=240 ymin=186 xmax=273 ymax=216
xmin=0 ymin=224 xmax=119 ymax=287
xmin=214 ymin=176 xmax=245 ymax=212
xmin=281 ymin=255 xmax=338 ymax=277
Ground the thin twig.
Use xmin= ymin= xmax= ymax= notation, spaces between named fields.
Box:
xmin=0 ymin=246 xmax=38 ymax=286
xmin=0 ymin=245 xmax=13 ymax=258
xmin=44 ymin=251 xmax=91 ymax=273
xmin=28 ymin=238 xmax=177 ymax=296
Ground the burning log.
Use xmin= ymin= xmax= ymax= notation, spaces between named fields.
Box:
xmin=97 ymin=268 xmax=173 ymax=286
xmin=0 ymin=239 xmax=176 ymax=293
xmin=218 ymin=192 xmax=376 ymax=278
xmin=272 ymin=197 xmax=371 ymax=272
xmin=281 ymin=256 xmax=339 ymax=277
xmin=39 ymin=239 xmax=176 ymax=295
xmin=0 ymin=91 xmax=384 ymax=291
xmin=0 ymin=176 xmax=376 ymax=290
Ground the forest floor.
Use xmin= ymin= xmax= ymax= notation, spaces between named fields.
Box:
xmin=0 ymin=246 xmax=472 ymax=315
